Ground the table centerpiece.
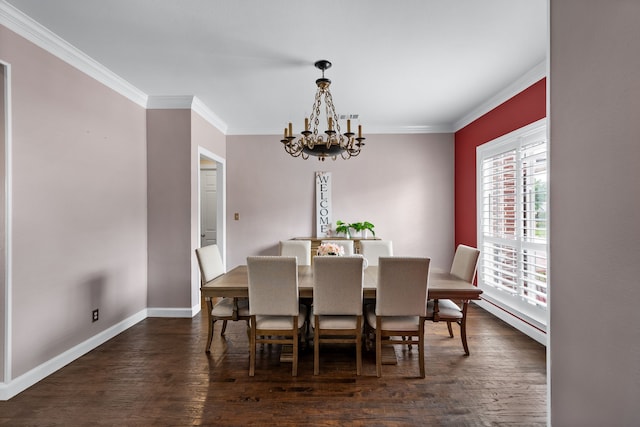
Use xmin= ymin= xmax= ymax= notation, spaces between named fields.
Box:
xmin=317 ymin=242 xmax=345 ymax=256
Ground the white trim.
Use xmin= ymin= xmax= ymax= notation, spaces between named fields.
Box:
xmin=192 ymin=97 xmax=228 ymax=135
xmin=0 ymin=309 xmax=147 ymax=400
xmin=226 ymin=123 xmax=454 ymax=136
xmin=146 ymin=307 xmax=197 ymax=318
xmin=197 ymin=146 xmax=227 ymax=269
xmin=0 ymin=2 xmax=147 ymax=108
xmin=146 ymin=95 xmax=195 ymax=109
xmin=147 ymin=96 xmax=228 ymax=135
xmin=1 ymin=60 xmax=12 ymax=386
xmin=454 ymin=60 xmax=547 ymax=132
xmin=474 ymin=299 xmax=547 ymax=345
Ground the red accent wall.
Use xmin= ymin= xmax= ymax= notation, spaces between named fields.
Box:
xmin=454 ymin=78 xmax=546 ymax=248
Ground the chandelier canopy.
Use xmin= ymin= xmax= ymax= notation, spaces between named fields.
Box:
xmin=281 ymin=60 xmax=365 ymax=161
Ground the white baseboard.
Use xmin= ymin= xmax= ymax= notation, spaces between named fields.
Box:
xmin=0 ymin=309 xmax=147 ymax=401
xmin=474 ymin=299 xmax=547 ymax=346
xmin=147 ymin=304 xmax=200 ymax=318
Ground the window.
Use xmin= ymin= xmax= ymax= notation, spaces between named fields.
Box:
xmin=476 ymin=119 xmax=548 ymax=330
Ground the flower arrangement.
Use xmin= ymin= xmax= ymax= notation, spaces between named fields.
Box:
xmin=317 ymin=242 xmax=344 ymax=256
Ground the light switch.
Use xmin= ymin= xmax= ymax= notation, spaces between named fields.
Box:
xmin=234 ymin=213 xmax=239 ymax=220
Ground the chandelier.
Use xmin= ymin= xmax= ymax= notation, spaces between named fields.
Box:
xmin=281 ymin=60 xmax=365 ymax=161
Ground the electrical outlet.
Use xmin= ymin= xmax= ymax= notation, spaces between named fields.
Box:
xmin=92 ymin=309 xmax=99 ymax=322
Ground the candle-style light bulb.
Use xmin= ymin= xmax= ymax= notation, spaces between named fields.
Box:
xmin=288 ymin=122 xmax=293 ymax=137
xmin=347 ymin=119 xmax=351 ymax=133
xmin=358 ymin=124 xmax=362 ymax=138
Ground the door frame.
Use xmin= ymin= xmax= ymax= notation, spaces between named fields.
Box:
xmin=1 ymin=60 xmax=13 ymax=389
xmin=197 ymin=146 xmax=226 ymax=267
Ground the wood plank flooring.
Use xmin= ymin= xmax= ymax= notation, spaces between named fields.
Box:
xmin=0 ymin=304 xmax=547 ymax=426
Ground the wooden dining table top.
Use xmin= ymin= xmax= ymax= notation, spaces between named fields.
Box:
xmin=200 ymin=265 xmax=482 ymax=301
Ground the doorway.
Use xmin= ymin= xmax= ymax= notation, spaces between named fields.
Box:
xmin=199 ymin=159 xmax=217 ymax=247
xmin=198 ymin=147 xmax=226 ymax=266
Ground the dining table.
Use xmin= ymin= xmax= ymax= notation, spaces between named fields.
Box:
xmin=200 ymin=264 xmax=483 ymax=364
xmin=200 ymin=264 xmax=482 ymax=311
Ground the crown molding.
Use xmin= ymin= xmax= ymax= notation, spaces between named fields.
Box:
xmin=147 ymin=95 xmax=228 ymax=134
xmin=146 ymin=95 xmax=195 ymax=109
xmin=365 ymin=124 xmax=455 ymax=134
xmin=453 ymin=60 xmax=547 ymax=132
xmin=0 ymin=1 xmax=148 ymax=107
xmin=191 ymin=97 xmax=228 ymax=134
xmin=226 ymin=123 xmax=454 ymax=136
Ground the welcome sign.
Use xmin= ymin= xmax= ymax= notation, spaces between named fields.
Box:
xmin=315 ymin=172 xmax=331 ymax=237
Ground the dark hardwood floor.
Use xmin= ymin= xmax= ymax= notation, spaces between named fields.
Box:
xmin=0 ymin=303 xmax=546 ymax=426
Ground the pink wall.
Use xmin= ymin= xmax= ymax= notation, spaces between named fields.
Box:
xmin=147 ymin=109 xmax=192 ymax=308
xmin=454 ymin=79 xmax=546 ymax=248
xmin=226 ymin=133 xmax=455 ymax=270
xmin=1 ymin=25 xmax=147 ymax=378
xmin=550 ymin=1 xmax=640 ymax=424
xmin=190 ymin=111 xmax=226 ymax=308
xmin=146 ymin=109 xmax=227 ymax=311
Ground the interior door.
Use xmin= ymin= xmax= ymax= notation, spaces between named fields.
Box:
xmin=200 ymin=169 xmax=217 ymax=247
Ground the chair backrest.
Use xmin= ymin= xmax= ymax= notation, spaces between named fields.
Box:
xmin=376 ymin=257 xmax=430 ymax=317
xmin=279 ymin=240 xmax=311 ymax=266
xmin=320 ymin=240 xmax=355 ymax=256
xmin=313 ymin=256 xmax=364 ymax=316
xmin=450 ymin=245 xmax=481 ymax=283
xmin=359 ymin=240 xmax=393 ymax=266
xmin=195 ymin=244 xmax=225 ymax=284
xmin=247 ymin=256 xmax=299 ymax=316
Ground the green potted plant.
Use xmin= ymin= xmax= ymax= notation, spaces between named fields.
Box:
xmin=350 ymin=221 xmax=375 ymax=238
xmin=361 ymin=221 xmax=376 ymax=238
xmin=335 ymin=220 xmax=351 ymax=238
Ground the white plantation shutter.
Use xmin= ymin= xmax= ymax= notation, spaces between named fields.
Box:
xmin=477 ymin=119 xmax=548 ymax=329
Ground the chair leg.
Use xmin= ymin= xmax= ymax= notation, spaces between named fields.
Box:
xmin=447 ymin=321 xmax=454 ymax=337
xmin=205 ymin=298 xmax=215 ymax=353
xmin=292 ymin=317 xmax=299 ymax=377
xmin=249 ymin=317 xmax=256 ymax=377
xmin=206 ymin=319 xmax=215 ymax=353
xmin=314 ymin=316 xmax=320 ymax=375
xmin=376 ymin=317 xmax=382 ymax=378
xmin=221 ymin=320 xmax=228 ymax=336
xmin=356 ymin=316 xmax=362 ymax=376
xmin=460 ymin=301 xmax=470 ymax=356
xmin=418 ymin=321 xmax=425 ymax=378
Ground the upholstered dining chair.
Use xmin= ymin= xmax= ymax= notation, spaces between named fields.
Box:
xmin=365 ymin=256 xmax=430 ymax=378
xmin=247 ymin=256 xmax=308 ymax=376
xmin=312 ymin=256 xmax=364 ymax=375
xmin=195 ymin=244 xmax=250 ymax=353
xmin=359 ymin=240 xmax=393 ymax=266
xmin=279 ymin=240 xmax=311 ymax=266
xmin=320 ymin=240 xmax=355 ymax=256
xmin=427 ymin=244 xmax=480 ymax=355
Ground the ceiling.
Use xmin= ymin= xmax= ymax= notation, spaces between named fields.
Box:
xmin=4 ymin=0 xmax=547 ymax=135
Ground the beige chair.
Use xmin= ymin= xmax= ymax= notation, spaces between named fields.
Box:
xmin=320 ymin=240 xmax=355 ymax=256
xmin=279 ymin=240 xmax=311 ymax=266
xmin=427 ymin=244 xmax=480 ymax=355
xmin=312 ymin=256 xmax=364 ymax=375
xmin=195 ymin=245 xmax=250 ymax=353
xmin=365 ymin=256 xmax=430 ymax=378
xmin=247 ymin=256 xmax=308 ymax=376
xmin=359 ymin=240 xmax=393 ymax=266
